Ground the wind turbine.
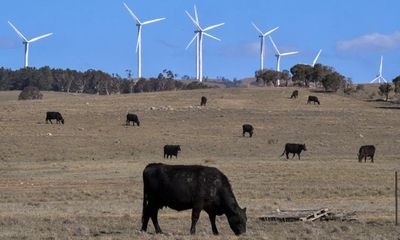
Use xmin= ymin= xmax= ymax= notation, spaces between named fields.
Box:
xmin=123 ymin=2 xmax=165 ymax=79
xmin=8 ymin=21 xmax=52 ymax=68
xmin=311 ymin=49 xmax=322 ymax=67
xmin=370 ymin=56 xmax=387 ymax=83
xmin=251 ymin=22 xmax=278 ymax=71
xmin=185 ymin=5 xmax=224 ymax=82
xmin=269 ymin=36 xmax=299 ymax=86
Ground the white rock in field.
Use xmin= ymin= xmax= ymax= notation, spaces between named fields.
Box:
xmin=47 ymin=133 xmax=53 ymax=136
xmin=359 ymin=134 xmax=364 ymax=138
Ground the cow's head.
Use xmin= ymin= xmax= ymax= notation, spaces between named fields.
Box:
xmin=61 ymin=118 xmax=65 ymax=124
xmin=177 ymin=145 xmax=181 ymax=151
xmin=228 ymin=207 xmax=247 ymax=235
xmin=302 ymin=144 xmax=307 ymax=151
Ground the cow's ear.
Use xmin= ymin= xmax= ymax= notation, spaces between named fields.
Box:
xmin=243 ymin=207 xmax=247 ymax=213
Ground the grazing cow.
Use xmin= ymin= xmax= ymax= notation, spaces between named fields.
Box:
xmin=200 ymin=96 xmax=207 ymax=106
xmin=290 ymin=90 xmax=299 ymax=99
xmin=46 ymin=112 xmax=64 ymax=124
xmin=307 ymin=96 xmax=320 ymax=105
xmin=141 ymin=163 xmax=247 ymax=235
xmin=358 ymin=145 xmax=376 ymax=163
xmin=242 ymin=124 xmax=254 ymax=138
xmin=126 ymin=113 xmax=140 ymax=126
xmin=280 ymin=143 xmax=307 ymax=160
xmin=164 ymin=145 xmax=181 ymax=159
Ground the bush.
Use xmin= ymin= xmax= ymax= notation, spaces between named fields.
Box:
xmin=18 ymin=86 xmax=43 ymax=100
xmin=356 ymin=84 xmax=365 ymax=92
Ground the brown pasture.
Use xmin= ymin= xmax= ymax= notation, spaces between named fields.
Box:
xmin=0 ymin=88 xmax=399 ymax=239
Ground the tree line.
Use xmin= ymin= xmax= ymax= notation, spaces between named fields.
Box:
xmin=255 ymin=63 xmax=352 ymax=92
xmin=0 ymin=67 xmax=210 ymax=94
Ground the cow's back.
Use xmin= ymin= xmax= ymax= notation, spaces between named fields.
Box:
xmin=143 ymin=163 xmax=226 ymax=210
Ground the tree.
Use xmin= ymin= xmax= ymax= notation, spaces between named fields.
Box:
xmin=290 ymin=64 xmax=313 ymax=86
xmin=378 ymin=83 xmax=393 ymax=101
xmin=321 ymin=72 xmax=346 ymax=92
xmin=255 ymin=69 xmax=280 ymax=86
xmin=393 ymin=76 xmax=400 ymax=94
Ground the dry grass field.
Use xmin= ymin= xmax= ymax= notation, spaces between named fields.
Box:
xmin=0 ymin=87 xmax=399 ymax=239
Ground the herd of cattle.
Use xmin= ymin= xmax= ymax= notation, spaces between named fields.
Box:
xmin=43 ymin=90 xmax=377 ymax=235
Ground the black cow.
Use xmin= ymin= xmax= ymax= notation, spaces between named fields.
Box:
xmin=242 ymin=124 xmax=254 ymax=137
xmin=280 ymin=143 xmax=307 ymax=160
xmin=200 ymin=96 xmax=207 ymax=106
xmin=358 ymin=145 xmax=376 ymax=163
xmin=307 ymin=96 xmax=320 ymax=105
xmin=141 ymin=163 xmax=247 ymax=235
xmin=164 ymin=145 xmax=181 ymax=159
xmin=126 ymin=113 xmax=140 ymax=126
xmin=46 ymin=112 xmax=64 ymax=124
xmin=290 ymin=90 xmax=299 ymax=99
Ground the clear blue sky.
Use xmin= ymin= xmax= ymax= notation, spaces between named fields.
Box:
xmin=0 ymin=0 xmax=399 ymax=83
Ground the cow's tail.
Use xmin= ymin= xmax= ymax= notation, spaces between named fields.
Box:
xmin=280 ymin=150 xmax=286 ymax=157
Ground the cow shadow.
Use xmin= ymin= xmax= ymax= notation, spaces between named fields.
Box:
xmin=376 ymin=106 xmax=400 ymax=110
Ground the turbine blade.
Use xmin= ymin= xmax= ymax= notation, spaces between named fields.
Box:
xmin=380 ymin=56 xmax=383 ymax=75
xmin=280 ymin=51 xmax=299 ymax=56
xmin=28 ymin=33 xmax=53 ymax=43
xmin=194 ymin=5 xmax=199 ymax=24
xmin=142 ymin=18 xmax=166 ymax=25
xmin=8 ymin=21 xmax=28 ymax=42
xmin=123 ymin=2 xmax=141 ymax=24
xmin=312 ymin=49 xmax=322 ymax=66
xmin=370 ymin=76 xmax=379 ymax=83
xmin=186 ymin=34 xmax=198 ymax=50
xmin=269 ymin=36 xmax=279 ymax=54
xmin=185 ymin=11 xmax=201 ymax=30
xmin=251 ymin=22 xmax=263 ymax=35
xmin=203 ymin=23 xmax=224 ymax=32
xmin=203 ymin=32 xmax=221 ymax=41
xmin=263 ymin=26 xmax=279 ymax=37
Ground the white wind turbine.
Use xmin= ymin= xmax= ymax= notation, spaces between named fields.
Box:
xmin=185 ymin=5 xmax=224 ymax=82
xmin=251 ymin=22 xmax=278 ymax=71
xmin=8 ymin=21 xmax=53 ymax=68
xmin=123 ymin=2 xmax=165 ymax=79
xmin=269 ymin=36 xmax=299 ymax=86
xmin=370 ymin=56 xmax=387 ymax=83
xmin=311 ymin=49 xmax=322 ymax=67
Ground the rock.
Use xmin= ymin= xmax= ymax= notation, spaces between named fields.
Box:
xmin=150 ymin=107 xmax=156 ymax=110
xmin=47 ymin=133 xmax=53 ymax=136
xmin=74 ymin=226 xmax=90 ymax=237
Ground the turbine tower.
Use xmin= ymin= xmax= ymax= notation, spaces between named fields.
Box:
xmin=185 ymin=5 xmax=224 ymax=82
xmin=8 ymin=21 xmax=53 ymax=68
xmin=251 ymin=22 xmax=278 ymax=71
xmin=269 ymin=36 xmax=299 ymax=86
xmin=370 ymin=56 xmax=387 ymax=83
xmin=123 ymin=2 xmax=165 ymax=79
xmin=311 ymin=49 xmax=322 ymax=67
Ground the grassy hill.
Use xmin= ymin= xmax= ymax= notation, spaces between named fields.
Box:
xmin=0 ymin=88 xmax=399 ymax=239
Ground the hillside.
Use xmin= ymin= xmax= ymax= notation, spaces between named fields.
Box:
xmin=0 ymin=88 xmax=399 ymax=239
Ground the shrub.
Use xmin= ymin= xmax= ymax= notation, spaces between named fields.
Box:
xmin=18 ymin=86 xmax=43 ymax=100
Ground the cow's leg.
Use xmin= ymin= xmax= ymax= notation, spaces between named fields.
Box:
xmin=371 ymin=155 xmax=374 ymax=163
xmin=286 ymin=152 xmax=289 ymax=159
xmin=150 ymin=208 xmax=162 ymax=234
xmin=190 ymin=207 xmax=202 ymax=234
xmin=292 ymin=153 xmax=295 ymax=159
xmin=298 ymin=153 xmax=301 ymax=160
xmin=208 ymin=213 xmax=219 ymax=235
xmin=49 ymin=119 xmax=53 ymax=124
xmin=141 ymin=205 xmax=151 ymax=232
xmin=365 ymin=156 xmax=367 ymax=163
